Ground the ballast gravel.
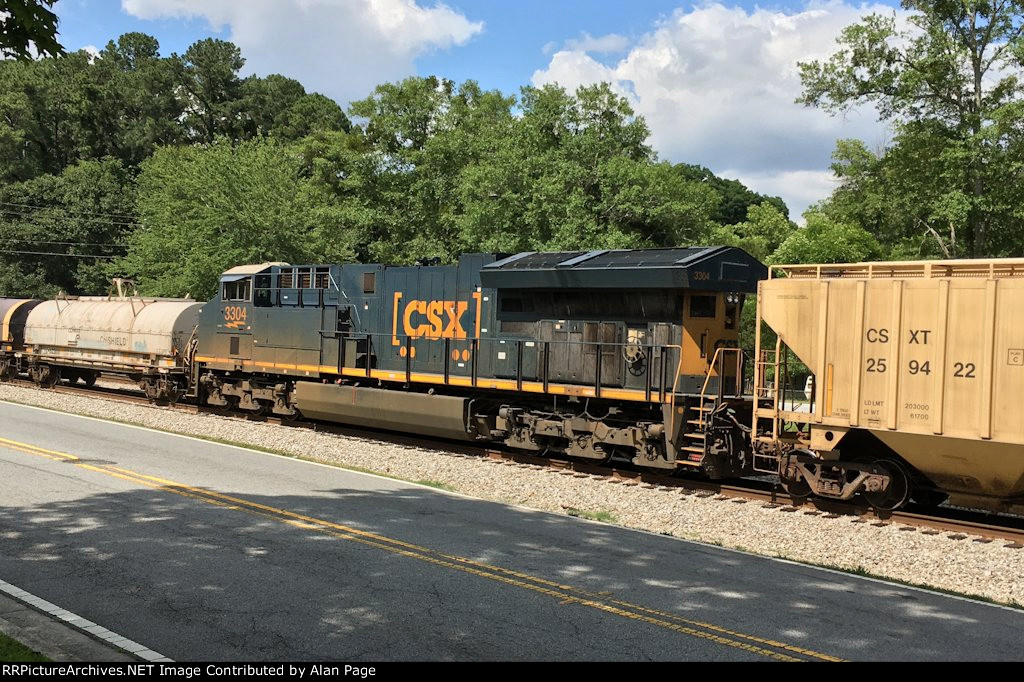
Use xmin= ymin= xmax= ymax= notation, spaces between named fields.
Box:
xmin=1 ymin=382 xmax=1022 ymax=607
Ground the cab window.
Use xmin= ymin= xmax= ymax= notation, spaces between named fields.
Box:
xmin=222 ymin=278 xmax=251 ymax=302
xmin=254 ymin=274 xmax=272 ymax=307
xmin=689 ymin=295 xmax=717 ymax=318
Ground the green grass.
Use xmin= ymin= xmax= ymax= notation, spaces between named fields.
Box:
xmin=565 ymin=508 xmax=617 ymax=524
xmin=413 ymin=479 xmax=456 ymax=492
xmin=0 ymin=632 xmax=48 ymax=662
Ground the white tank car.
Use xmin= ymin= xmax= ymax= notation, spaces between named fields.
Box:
xmin=24 ymin=284 xmax=201 ymax=401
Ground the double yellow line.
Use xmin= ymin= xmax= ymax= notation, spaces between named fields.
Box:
xmin=0 ymin=434 xmax=842 ymax=662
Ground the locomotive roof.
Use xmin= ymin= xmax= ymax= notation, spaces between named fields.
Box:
xmin=221 ymin=262 xmax=291 ymax=278
xmin=479 ymin=247 xmax=766 ymax=292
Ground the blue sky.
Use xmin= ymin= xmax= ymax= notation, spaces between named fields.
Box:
xmin=52 ymin=1 xmax=904 ymax=217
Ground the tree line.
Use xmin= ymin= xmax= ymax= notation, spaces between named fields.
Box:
xmin=2 ymin=2 xmax=1023 ymax=300
xmin=0 ymin=32 xmax=795 ymax=298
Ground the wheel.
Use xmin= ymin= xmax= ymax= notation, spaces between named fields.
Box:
xmin=142 ymin=381 xmax=162 ymax=401
xmin=214 ymin=396 xmax=239 ymax=415
xmin=780 ymin=473 xmax=811 ymax=498
xmin=863 ymin=458 xmax=911 ymax=511
xmin=278 ymin=407 xmax=301 ymax=422
xmin=36 ymin=366 xmax=59 ymax=388
xmin=82 ymin=372 xmax=98 ymax=387
xmin=779 ymin=453 xmax=812 ymax=498
xmin=164 ymin=385 xmax=181 ymax=405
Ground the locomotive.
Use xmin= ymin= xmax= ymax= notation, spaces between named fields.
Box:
xmin=194 ymin=249 xmax=763 ymax=479
xmin=3 ymin=248 xmax=1024 ymax=514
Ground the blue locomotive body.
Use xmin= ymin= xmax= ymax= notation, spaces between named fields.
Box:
xmin=193 ymin=247 xmax=765 ymax=471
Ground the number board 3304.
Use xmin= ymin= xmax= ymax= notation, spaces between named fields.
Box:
xmin=224 ymin=305 xmax=248 ymax=329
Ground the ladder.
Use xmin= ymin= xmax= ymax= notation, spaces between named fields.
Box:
xmin=752 ymin=336 xmax=785 ymax=471
xmin=678 ymin=347 xmax=744 ymax=464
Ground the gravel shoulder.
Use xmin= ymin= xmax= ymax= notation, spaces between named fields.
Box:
xmin=1 ymin=382 xmax=1022 ymax=607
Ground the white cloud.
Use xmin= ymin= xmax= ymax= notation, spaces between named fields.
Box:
xmin=532 ymin=1 xmax=905 ymax=218
xmin=121 ymin=0 xmax=483 ymax=105
xmin=564 ymin=32 xmax=630 ymax=54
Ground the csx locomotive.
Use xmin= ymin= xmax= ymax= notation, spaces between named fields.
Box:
xmin=4 ymin=248 xmax=1024 ymax=514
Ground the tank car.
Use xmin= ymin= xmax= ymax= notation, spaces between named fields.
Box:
xmin=193 ymin=249 xmax=767 ymax=474
xmin=23 ymin=279 xmax=202 ymax=400
xmin=753 ymin=258 xmax=1024 ymax=512
xmin=0 ymin=298 xmax=42 ymax=380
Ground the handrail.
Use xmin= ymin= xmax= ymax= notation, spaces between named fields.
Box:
xmin=771 ymin=258 xmax=1024 ymax=280
xmin=319 ymin=329 xmax=684 ymax=404
xmin=695 ymin=346 xmax=743 ymax=431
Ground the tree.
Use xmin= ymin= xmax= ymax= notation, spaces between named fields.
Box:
xmin=454 ymin=82 xmax=718 ymax=256
xmin=707 ymin=201 xmax=796 ymax=262
xmin=0 ymin=50 xmax=92 ymax=182
xmin=0 ymin=158 xmax=136 ymax=296
xmin=675 ymin=163 xmax=789 ymax=225
xmin=177 ymin=39 xmax=245 ymax=143
xmin=340 ymin=76 xmax=518 ymax=261
xmin=0 ymin=0 xmax=63 ymax=60
xmin=799 ymin=2 xmax=1024 ymax=257
xmin=770 ymin=212 xmax=884 ymax=264
xmin=85 ymin=34 xmax=187 ymax=167
xmin=120 ymin=138 xmax=352 ymax=297
xmin=239 ymin=75 xmax=350 ymax=140
xmin=274 ymin=93 xmax=350 ymax=140
xmin=324 ymin=78 xmax=721 ymax=261
xmin=0 ymin=35 xmax=188 ymax=182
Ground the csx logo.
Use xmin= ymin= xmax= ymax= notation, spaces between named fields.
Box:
xmin=392 ymin=292 xmax=481 ymax=344
xmin=224 ymin=305 xmax=248 ymax=329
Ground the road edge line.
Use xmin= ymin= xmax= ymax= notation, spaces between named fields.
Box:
xmin=0 ymin=579 xmax=173 ymax=663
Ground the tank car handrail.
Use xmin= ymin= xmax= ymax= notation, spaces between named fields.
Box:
xmin=770 ymin=258 xmax=1024 ymax=280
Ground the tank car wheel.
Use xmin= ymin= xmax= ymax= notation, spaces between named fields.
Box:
xmin=82 ymin=372 xmax=98 ymax=387
xmin=36 ymin=366 xmax=59 ymax=388
xmin=0 ymin=362 xmax=13 ymax=382
xmin=863 ymin=458 xmax=911 ymax=511
xmin=141 ymin=380 xmax=161 ymax=401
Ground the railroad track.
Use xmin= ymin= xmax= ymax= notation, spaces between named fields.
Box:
xmin=4 ymin=375 xmax=1024 ymax=548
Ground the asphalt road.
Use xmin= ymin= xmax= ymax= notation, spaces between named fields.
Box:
xmin=1 ymin=400 xmax=1022 ymax=661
